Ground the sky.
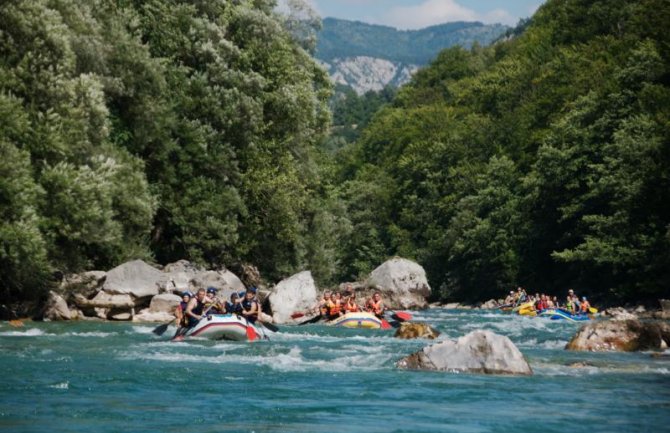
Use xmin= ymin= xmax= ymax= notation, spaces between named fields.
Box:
xmin=306 ymin=0 xmax=544 ymax=28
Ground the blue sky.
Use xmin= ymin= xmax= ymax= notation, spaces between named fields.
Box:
xmin=307 ymin=0 xmax=544 ymax=28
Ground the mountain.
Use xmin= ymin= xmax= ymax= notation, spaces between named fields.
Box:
xmin=315 ymin=18 xmax=509 ymax=94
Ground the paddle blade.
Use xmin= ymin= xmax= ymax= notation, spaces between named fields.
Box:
xmin=392 ymin=311 xmax=412 ymax=322
xmin=246 ymin=324 xmax=257 ymax=341
xmin=261 ymin=321 xmax=279 ymax=333
xmin=589 ymin=307 xmax=599 ymax=314
xmin=298 ymin=314 xmax=322 ymax=326
xmin=152 ymin=323 xmax=170 ymax=336
xmin=380 ymin=319 xmax=392 ymax=330
xmin=290 ymin=312 xmax=305 ymax=319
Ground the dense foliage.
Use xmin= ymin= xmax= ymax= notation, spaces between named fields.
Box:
xmin=332 ymin=0 xmax=670 ymax=303
xmin=0 ymin=0 xmax=332 ymax=301
xmin=316 ymin=18 xmax=508 ymax=65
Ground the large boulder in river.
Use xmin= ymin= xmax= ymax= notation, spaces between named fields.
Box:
xmin=397 ymin=330 xmax=533 ymax=375
xmin=394 ymin=322 xmax=440 ymax=339
xmin=365 ymin=257 xmax=431 ymax=309
xmin=566 ymin=320 xmax=670 ymax=352
xmin=43 ymin=291 xmax=71 ymax=321
xmin=160 ymin=260 xmax=246 ymax=301
xmin=602 ymin=307 xmax=638 ymax=321
xmin=148 ymin=293 xmax=181 ymax=313
xmin=267 ymin=271 xmax=318 ymax=324
xmin=102 ymin=260 xmax=162 ymax=299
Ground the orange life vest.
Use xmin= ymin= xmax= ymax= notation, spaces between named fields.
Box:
xmin=366 ymin=299 xmax=383 ymax=316
xmin=344 ymin=301 xmax=359 ymax=313
xmin=329 ymin=299 xmax=342 ymax=316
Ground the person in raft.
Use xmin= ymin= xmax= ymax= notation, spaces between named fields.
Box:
xmin=318 ymin=291 xmax=332 ymax=316
xmin=225 ymin=292 xmax=243 ymax=315
xmin=343 ymin=286 xmax=360 ymax=313
xmin=241 ymin=287 xmax=260 ymax=324
xmin=580 ymin=296 xmax=591 ymax=314
xmin=365 ymin=292 xmax=386 ymax=318
xmin=327 ymin=292 xmax=344 ymax=320
xmin=174 ymin=291 xmax=192 ymax=328
xmin=204 ymin=287 xmax=225 ymax=314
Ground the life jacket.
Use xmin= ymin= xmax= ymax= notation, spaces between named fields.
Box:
xmin=177 ymin=301 xmax=189 ymax=326
xmin=241 ymin=298 xmax=258 ymax=323
xmin=580 ymin=302 xmax=590 ymax=312
xmin=187 ymin=299 xmax=205 ymax=326
xmin=329 ymin=299 xmax=342 ymax=317
xmin=225 ymin=301 xmax=242 ymax=315
xmin=366 ymin=299 xmax=383 ymax=316
xmin=319 ymin=300 xmax=329 ymax=316
xmin=343 ymin=300 xmax=359 ymax=313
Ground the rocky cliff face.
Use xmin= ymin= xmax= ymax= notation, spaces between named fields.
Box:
xmin=320 ymin=56 xmax=418 ymax=94
xmin=315 ymin=18 xmax=509 ymax=94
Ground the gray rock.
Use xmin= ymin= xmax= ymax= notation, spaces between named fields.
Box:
xmin=60 ymin=271 xmax=106 ymax=300
xmin=76 ymin=292 xmax=135 ymax=309
xmin=480 ymin=299 xmax=499 ymax=309
xmin=659 ymin=299 xmax=670 ymax=313
xmin=365 ymin=257 xmax=431 ymax=309
xmin=397 ymin=330 xmax=532 ymax=375
xmin=267 ymin=271 xmax=318 ymax=324
xmin=102 ymin=260 xmax=162 ymax=299
xmin=566 ymin=320 xmax=670 ymax=352
xmin=149 ymin=293 xmax=181 ymax=313
xmin=43 ymin=291 xmax=71 ymax=321
xmin=133 ymin=309 xmax=174 ymax=323
xmin=603 ymin=307 xmax=638 ymax=321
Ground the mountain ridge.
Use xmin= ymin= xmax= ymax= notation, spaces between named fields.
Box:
xmin=315 ymin=17 xmax=509 ymax=93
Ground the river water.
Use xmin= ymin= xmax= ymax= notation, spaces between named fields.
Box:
xmin=1 ymin=309 xmax=668 ymax=433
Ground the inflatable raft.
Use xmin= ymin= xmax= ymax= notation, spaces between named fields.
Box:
xmin=538 ymin=309 xmax=591 ymax=322
xmin=327 ymin=312 xmax=383 ymax=329
xmin=174 ymin=314 xmax=267 ymax=341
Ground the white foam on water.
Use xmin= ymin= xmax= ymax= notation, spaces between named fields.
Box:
xmin=120 ymin=344 xmax=393 ymax=372
xmin=62 ymin=331 xmax=117 ymax=337
xmin=0 ymin=328 xmax=47 ymax=337
xmin=49 ymin=382 xmax=69 ymax=390
xmin=130 ymin=326 xmax=160 ymax=335
xmin=517 ymin=338 xmax=568 ymax=349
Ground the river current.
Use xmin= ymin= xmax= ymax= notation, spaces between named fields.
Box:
xmin=1 ymin=309 xmax=668 ymax=433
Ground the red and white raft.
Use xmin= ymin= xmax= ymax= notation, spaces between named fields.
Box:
xmin=175 ymin=314 xmax=267 ymax=341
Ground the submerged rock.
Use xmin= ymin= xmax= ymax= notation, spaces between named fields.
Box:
xmin=267 ymin=271 xmax=318 ymax=324
xmin=394 ymin=322 xmax=440 ymax=339
xmin=566 ymin=320 xmax=670 ymax=352
xmin=397 ymin=330 xmax=533 ymax=375
xmin=365 ymin=257 xmax=431 ymax=309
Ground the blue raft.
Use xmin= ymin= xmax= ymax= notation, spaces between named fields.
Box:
xmin=538 ymin=308 xmax=591 ymax=322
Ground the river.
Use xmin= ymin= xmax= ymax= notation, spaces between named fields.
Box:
xmin=1 ymin=309 xmax=668 ymax=433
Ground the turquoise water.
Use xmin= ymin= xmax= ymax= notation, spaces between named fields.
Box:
xmin=1 ymin=309 xmax=669 ymax=433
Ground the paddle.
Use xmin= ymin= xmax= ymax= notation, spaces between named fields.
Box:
xmin=152 ymin=318 xmax=175 ymax=336
xmin=259 ymin=321 xmax=279 ymax=332
xmin=298 ymin=314 xmax=323 ymax=325
xmin=241 ymin=316 xmax=257 ymax=341
xmin=389 ymin=311 xmax=412 ymax=322
xmin=290 ymin=312 xmax=305 ymax=319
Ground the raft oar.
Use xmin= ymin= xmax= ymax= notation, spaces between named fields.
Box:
xmin=259 ymin=321 xmax=279 ymax=332
xmin=152 ymin=318 xmax=175 ymax=336
xmin=298 ymin=314 xmax=323 ymax=326
xmin=389 ymin=311 xmax=412 ymax=322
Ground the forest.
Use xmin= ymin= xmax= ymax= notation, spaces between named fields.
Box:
xmin=1 ymin=0 xmax=669 ymax=305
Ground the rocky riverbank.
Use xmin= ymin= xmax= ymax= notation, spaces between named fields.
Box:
xmin=34 ymin=256 xmax=432 ymax=325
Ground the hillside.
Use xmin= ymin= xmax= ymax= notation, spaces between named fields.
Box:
xmin=330 ymin=0 xmax=670 ymax=302
xmin=316 ymin=18 xmax=508 ymax=93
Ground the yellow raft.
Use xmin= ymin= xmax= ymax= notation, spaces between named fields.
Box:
xmin=515 ymin=301 xmax=537 ymax=317
xmin=327 ymin=312 xmax=383 ymax=329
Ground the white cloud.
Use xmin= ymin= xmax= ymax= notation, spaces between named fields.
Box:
xmin=383 ymin=0 xmax=515 ymax=30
